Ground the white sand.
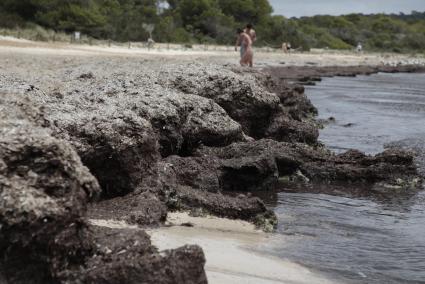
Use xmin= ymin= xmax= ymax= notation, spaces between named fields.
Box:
xmin=151 ymin=212 xmax=336 ymax=284
xmin=89 ymin=219 xmax=139 ymax=230
xmin=0 ymin=35 xmax=33 ymax=43
xmin=90 ymin=213 xmax=336 ymax=284
xmin=1 ymin=36 xmax=424 ymax=67
xmin=0 ymin=36 xmax=221 ymax=57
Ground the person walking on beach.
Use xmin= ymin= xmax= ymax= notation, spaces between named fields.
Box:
xmin=235 ymin=24 xmax=256 ymax=65
xmin=244 ymin=24 xmax=256 ymax=65
xmin=356 ymin=42 xmax=363 ymax=53
xmin=235 ymin=28 xmax=253 ymax=67
xmin=282 ymin=42 xmax=288 ymax=53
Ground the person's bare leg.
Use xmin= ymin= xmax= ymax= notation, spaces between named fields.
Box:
xmin=240 ymin=54 xmax=248 ymax=66
xmin=249 ymin=52 xmax=253 ymax=67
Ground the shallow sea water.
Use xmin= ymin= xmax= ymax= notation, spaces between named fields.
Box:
xmin=263 ymin=73 xmax=425 ymax=284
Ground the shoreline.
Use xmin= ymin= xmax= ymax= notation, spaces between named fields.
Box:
xmin=1 ymin=39 xmax=424 ymax=283
xmin=150 ymin=213 xmax=335 ymax=284
xmin=262 ymin=64 xmax=425 ymax=86
xmin=90 ymin=212 xmax=336 ymax=284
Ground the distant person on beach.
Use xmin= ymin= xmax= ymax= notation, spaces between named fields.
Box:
xmin=356 ymin=42 xmax=363 ymax=52
xmin=282 ymin=42 xmax=292 ymax=53
xmin=287 ymin=42 xmax=292 ymax=53
xmin=147 ymin=37 xmax=155 ymax=48
xmin=282 ymin=42 xmax=288 ymax=53
xmin=235 ymin=24 xmax=256 ymax=60
xmin=235 ymin=28 xmax=253 ymax=67
xmin=244 ymin=24 xmax=256 ymax=66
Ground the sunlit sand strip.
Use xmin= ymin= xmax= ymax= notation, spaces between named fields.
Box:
xmin=88 ymin=219 xmax=139 ymax=230
xmin=90 ymin=212 xmax=336 ymax=284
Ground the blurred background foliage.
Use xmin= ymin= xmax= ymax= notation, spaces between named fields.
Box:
xmin=0 ymin=0 xmax=424 ymax=52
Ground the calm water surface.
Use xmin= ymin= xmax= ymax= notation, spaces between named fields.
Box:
xmin=263 ymin=73 xmax=425 ymax=283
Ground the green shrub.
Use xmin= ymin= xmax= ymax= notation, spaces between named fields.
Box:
xmin=0 ymin=0 xmax=424 ymax=53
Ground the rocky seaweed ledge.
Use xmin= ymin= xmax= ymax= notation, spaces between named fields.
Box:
xmin=0 ymin=61 xmax=424 ymax=283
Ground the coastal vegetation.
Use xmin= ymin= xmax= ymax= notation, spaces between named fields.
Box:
xmin=1 ymin=0 xmax=424 ymax=52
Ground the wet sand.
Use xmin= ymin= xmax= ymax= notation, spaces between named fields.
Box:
xmin=91 ymin=213 xmax=335 ymax=284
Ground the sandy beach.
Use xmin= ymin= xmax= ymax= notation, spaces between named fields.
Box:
xmin=1 ymin=35 xmax=424 ymax=67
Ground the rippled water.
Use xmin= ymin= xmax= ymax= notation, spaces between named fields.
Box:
xmin=309 ymin=73 xmax=425 ymax=154
xmin=264 ymin=73 xmax=425 ymax=284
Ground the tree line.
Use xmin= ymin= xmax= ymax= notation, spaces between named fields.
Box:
xmin=1 ymin=0 xmax=424 ymax=52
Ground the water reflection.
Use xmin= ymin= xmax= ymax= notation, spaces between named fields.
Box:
xmin=267 ymin=191 xmax=425 ymax=284
xmin=308 ymin=73 xmax=425 ymax=155
xmin=262 ymin=73 xmax=425 ymax=284
xmin=255 ymin=182 xmax=420 ymax=215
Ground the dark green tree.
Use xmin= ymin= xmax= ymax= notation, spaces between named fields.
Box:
xmin=1 ymin=0 xmax=424 ymax=52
